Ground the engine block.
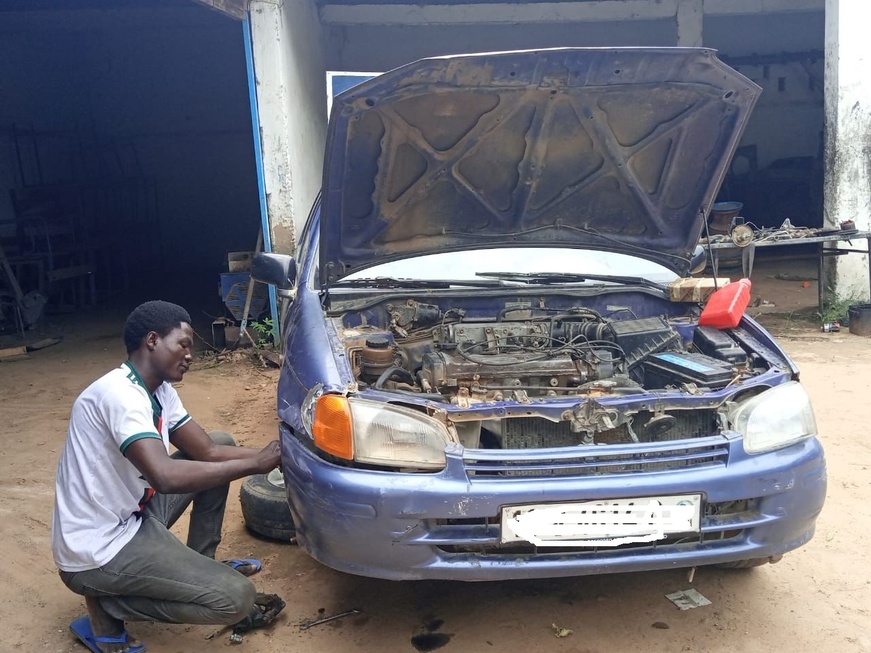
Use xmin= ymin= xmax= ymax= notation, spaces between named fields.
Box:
xmin=418 ymin=348 xmax=616 ymax=398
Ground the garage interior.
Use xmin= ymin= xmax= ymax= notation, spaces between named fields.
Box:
xmin=0 ymin=0 xmax=829 ymax=344
xmin=0 ymin=0 xmax=261 ymax=339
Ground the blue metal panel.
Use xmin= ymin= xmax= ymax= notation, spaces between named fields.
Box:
xmin=242 ymin=15 xmax=280 ymax=336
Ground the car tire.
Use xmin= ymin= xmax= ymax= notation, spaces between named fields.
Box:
xmin=239 ymin=469 xmax=296 ymax=542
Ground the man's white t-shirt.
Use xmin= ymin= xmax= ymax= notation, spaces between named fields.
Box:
xmin=51 ymin=361 xmax=191 ymax=572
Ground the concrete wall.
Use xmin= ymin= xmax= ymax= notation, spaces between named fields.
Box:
xmin=325 ymin=9 xmax=824 ymax=72
xmin=729 ymin=60 xmax=824 ymax=170
xmin=0 ymin=5 xmax=259 ymax=296
xmin=705 ymin=10 xmax=823 ymax=56
xmin=324 ymin=20 xmax=676 ymax=72
xmin=824 ymin=0 xmax=871 ymax=301
xmin=249 ymin=0 xmax=327 ymax=254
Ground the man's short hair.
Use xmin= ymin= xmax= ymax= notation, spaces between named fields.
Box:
xmin=123 ymin=300 xmax=192 ymax=354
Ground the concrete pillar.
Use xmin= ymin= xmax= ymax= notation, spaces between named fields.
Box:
xmin=249 ymin=0 xmax=327 ymax=254
xmin=676 ymin=0 xmax=703 ymax=47
xmin=823 ymin=0 xmax=871 ymax=302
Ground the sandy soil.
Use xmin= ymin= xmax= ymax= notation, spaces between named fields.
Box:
xmin=1 ymin=262 xmax=870 ymax=653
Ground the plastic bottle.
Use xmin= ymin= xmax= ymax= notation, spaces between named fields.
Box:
xmin=698 ymin=278 xmax=752 ymax=329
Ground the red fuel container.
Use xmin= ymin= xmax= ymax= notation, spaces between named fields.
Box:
xmin=698 ymin=278 xmax=751 ymax=329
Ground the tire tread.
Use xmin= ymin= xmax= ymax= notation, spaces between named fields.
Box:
xmin=239 ymin=474 xmax=295 ymax=542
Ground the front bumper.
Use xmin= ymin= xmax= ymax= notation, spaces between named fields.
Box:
xmin=280 ymin=425 xmax=826 ymax=581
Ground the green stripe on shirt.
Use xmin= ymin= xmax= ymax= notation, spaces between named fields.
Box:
xmin=120 ymin=432 xmax=162 ymax=455
xmin=169 ymin=414 xmax=191 ymax=433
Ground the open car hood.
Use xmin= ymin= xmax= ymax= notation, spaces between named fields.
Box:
xmin=320 ymin=48 xmax=759 ymax=285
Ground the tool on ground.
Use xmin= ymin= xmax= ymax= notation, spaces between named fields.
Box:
xmin=299 ymin=608 xmax=362 ymax=630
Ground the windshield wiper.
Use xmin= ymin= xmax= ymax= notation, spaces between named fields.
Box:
xmin=332 ymin=277 xmax=502 ymax=289
xmin=474 ymin=271 xmax=667 ymax=290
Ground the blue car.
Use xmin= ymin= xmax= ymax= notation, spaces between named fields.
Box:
xmin=252 ymin=47 xmax=826 ymax=581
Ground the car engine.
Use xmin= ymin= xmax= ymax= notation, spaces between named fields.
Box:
xmin=342 ymin=299 xmax=755 ymax=405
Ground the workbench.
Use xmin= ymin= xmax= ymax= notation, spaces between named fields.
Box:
xmin=704 ymin=230 xmax=871 ymax=309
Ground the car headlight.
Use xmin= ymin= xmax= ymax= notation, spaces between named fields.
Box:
xmin=727 ymin=381 xmax=817 ymax=454
xmin=312 ymin=395 xmax=451 ymax=469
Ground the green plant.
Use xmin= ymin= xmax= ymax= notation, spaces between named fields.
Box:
xmin=816 ymin=295 xmax=862 ymax=325
xmin=250 ymin=317 xmax=278 ymax=348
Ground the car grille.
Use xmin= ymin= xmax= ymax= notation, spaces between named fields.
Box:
xmin=463 ymin=434 xmax=729 ymax=477
xmin=431 ymin=499 xmax=756 ymax=555
xmin=499 ymin=411 xmax=718 ymax=449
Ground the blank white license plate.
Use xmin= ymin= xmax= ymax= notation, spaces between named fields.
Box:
xmin=501 ymin=495 xmax=701 ymax=547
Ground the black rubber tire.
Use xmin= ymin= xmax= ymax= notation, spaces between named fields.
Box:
xmin=239 ymin=471 xmax=295 ymax=542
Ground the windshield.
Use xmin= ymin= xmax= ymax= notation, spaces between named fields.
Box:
xmin=340 ymin=248 xmax=678 ymax=285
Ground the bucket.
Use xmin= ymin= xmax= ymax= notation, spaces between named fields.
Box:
xmin=848 ymin=304 xmax=871 ymax=336
xmin=710 ymin=201 xmax=743 ymax=236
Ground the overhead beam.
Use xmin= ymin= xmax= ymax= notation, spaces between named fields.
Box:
xmin=705 ymin=0 xmax=823 ymax=15
xmin=320 ymin=0 xmax=824 ymax=26
xmin=191 ymin=0 xmax=247 ymax=20
xmin=322 ymin=1 xmax=677 ymax=25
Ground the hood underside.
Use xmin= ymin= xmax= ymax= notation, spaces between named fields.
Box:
xmin=320 ymin=48 xmax=759 ymax=284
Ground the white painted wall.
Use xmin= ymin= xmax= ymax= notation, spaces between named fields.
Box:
xmin=249 ymin=0 xmax=327 ymax=254
xmin=824 ymin=0 xmax=871 ymax=301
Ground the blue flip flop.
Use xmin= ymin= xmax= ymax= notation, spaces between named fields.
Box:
xmin=222 ymin=557 xmax=262 ymax=576
xmin=70 ymin=615 xmax=146 ymax=653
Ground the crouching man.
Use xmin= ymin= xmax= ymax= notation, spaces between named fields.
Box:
xmin=52 ymin=300 xmax=285 ymax=653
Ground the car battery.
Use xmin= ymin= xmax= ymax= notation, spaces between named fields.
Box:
xmin=692 ymin=326 xmax=747 ymax=365
xmin=642 ymin=351 xmax=734 ymax=389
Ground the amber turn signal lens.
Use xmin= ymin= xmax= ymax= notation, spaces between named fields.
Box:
xmin=313 ymin=395 xmax=353 ymax=459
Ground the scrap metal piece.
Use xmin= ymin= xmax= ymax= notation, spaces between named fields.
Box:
xmin=665 ymin=588 xmax=711 ymax=610
xmin=552 ymin=623 xmax=573 ymax=638
xmin=731 ymin=223 xmax=754 ymax=247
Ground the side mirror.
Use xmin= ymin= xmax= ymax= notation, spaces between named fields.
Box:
xmin=689 ymin=245 xmax=707 ymax=275
xmin=252 ymin=253 xmax=297 ymax=292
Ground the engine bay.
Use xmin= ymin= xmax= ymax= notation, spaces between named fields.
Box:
xmin=337 ymin=294 xmax=769 ymax=407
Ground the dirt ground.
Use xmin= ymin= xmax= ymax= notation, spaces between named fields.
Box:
xmin=1 ymin=259 xmax=870 ymax=653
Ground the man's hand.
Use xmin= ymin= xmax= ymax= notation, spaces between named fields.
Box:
xmin=254 ymin=440 xmax=281 ymax=474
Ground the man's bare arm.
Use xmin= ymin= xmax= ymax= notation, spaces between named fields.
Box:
xmin=169 ymin=419 xmax=265 ymax=462
xmin=125 ymin=437 xmax=280 ymax=495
